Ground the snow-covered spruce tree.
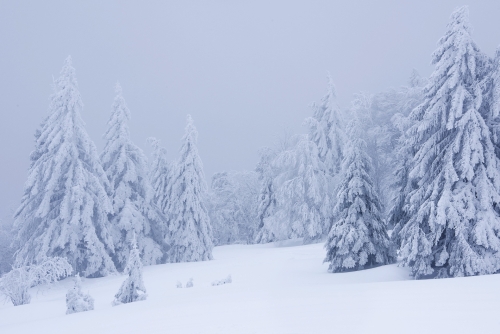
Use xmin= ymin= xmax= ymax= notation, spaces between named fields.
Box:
xmin=112 ymin=235 xmax=147 ymax=305
xmin=147 ymin=137 xmax=171 ymax=215
xmin=66 ymin=274 xmax=94 ymax=314
xmin=164 ymin=115 xmax=213 ymax=262
xmin=480 ymin=46 xmax=500 ymax=158
xmin=209 ymin=171 xmax=259 ymax=245
xmin=100 ymin=83 xmax=164 ymax=271
xmin=306 ymin=73 xmax=345 ymax=178
xmin=399 ymin=6 xmax=500 ymax=278
xmin=386 ymin=72 xmax=427 ymax=239
xmin=254 ymin=147 xmax=279 ymax=244
xmin=268 ymin=135 xmax=330 ymax=243
xmin=324 ymin=120 xmax=395 ymax=272
xmin=12 ymin=57 xmax=116 ymax=277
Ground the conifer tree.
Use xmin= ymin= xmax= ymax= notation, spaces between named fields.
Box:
xmin=269 ymin=135 xmax=330 ymax=243
xmin=324 ymin=120 xmax=395 ymax=272
xmin=12 ymin=57 xmax=116 ymax=277
xmin=399 ymin=6 xmax=500 ymax=278
xmin=164 ymin=115 xmax=213 ymax=262
xmin=254 ymin=147 xmax=281 ymax=244
xmin=481 ymin=46 xmax=500 ymax=158
xmin=66 ymin=274 xmax=94 ymax=314
xmin=112 ymin=235 xmax=147 ymax=305
xmin=306 ymin=74 xmax=345 ymax=177
xmin=147 ymin=137 xmax=171 ymax=214
xmin=100 ymin=83 xmax=164 ymax=271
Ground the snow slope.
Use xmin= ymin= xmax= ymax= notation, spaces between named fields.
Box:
xmin=1 ymin=241 xmax=499 ymax=334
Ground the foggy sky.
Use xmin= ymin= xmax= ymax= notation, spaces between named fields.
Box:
xmin=1 ymin=1 xmax=500 ymax=219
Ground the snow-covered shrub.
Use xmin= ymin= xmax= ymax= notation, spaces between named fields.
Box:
xmin=0 ymin=257 xmax=72 ymax=306
xmin=176 ymin=281 xmax=183 ymax=288
xmin=211 ymin=275 xmax=232 ymax=286
xmin=66 ymin=274 xmax=94 ymax=314
xmin=185 ymin=278 xmax=194 ymax=288
xmin=112 ymin=237 xmax=148 ymax=306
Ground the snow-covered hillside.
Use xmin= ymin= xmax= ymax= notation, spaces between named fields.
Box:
xmin=1 ymin=242 xmax=499 ymax=334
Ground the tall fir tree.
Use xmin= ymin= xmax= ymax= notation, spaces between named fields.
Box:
xmin=306 ymin=73 xmax=345 ymax=177
xmin=147 ymin=137 xmax=171 ymax=215
xmin=100 ymin=83 xmax=164 ymax=271
xmin=164 ymin=115 xmax=213 ymax=262
xmin=254 ymin=147 xmax=278 ymax=244
xmin=267 ymin=135 xmax=330 ymax=243
xmin=399 ymin=6 xmax=500 ymax=278
xmin=480 ymin=46 xmax=500 ymax=158
xmin=324 ymin=120 xmax=395 ymax=272
xmin=12 ymin=57 xmax=116 ymax=277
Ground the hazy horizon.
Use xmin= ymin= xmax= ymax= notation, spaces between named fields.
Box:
xmin=1 ymin=1 xmax=500 ymax=219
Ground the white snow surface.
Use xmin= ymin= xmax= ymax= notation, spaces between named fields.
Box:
xmin=1 ymin=241 xmax=499 ymax=333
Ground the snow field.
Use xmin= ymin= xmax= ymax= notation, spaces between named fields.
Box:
xmin=1 ymin=242 xmax=499 ymax=334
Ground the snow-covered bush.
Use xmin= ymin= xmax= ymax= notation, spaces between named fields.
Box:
xmin=176 ymin=281 xmax=183 ymax=288
xmin=185 ymin=278 xmax=194 ymax=288
xmin=211 ymin=275 xmax=232 ymax=286
xmin=112 ymin=237 xmax=148 ymax=306
xmin=66 ymin=274 xmax=94 ymax=314
xmin=0 ymin=257 xmax=72 ymax=306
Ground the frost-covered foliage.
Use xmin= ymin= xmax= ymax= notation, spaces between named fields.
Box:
xmin=350 ymin=72 xmax=426 ymax=217
xmin=0 ymin=217 xmax=14 ymax=275
xmin=148 ymin=137 xmax=171 ymax=216
xmin=12 ymin=57 xmax=116 ymax=277
xmin=208 ymin=171 xmax=259 ymax=245
xmin=254 ymin=147 xmax=279 ymax=244
xmin=306 ymin=74 xmax=346 ymax=178
xmin=185 ymin=278 xmax=194 ymax=288
xmin=480 ymin=46 xmax=500 ymax=158
xmin=324 ymin=120 xmax=395 ymax=272
xmin=164 ymin=115 xmax=213 ymax=262
xmin=0 ymin=257 xmax=72 ymax=306
xmin=265 ymin=135 xmax=330 ymax=243
xmin=398 ymin=6 xmax=500 ymax=278
xmin=112 ymin=236 xmax=147 ymax=305
xmin=101 ymin=83 xmax=164 ymax=271
xmin=66 ymin=274 xmax=94 ymax=314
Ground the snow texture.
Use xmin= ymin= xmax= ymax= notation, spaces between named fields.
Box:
xmin=12 ymin=57 xmax=116 ymax=277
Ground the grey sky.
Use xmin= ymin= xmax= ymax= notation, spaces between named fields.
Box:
xmin=1 ymin=1 xmax=500 ymax=219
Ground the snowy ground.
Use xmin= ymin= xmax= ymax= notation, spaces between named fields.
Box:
xmin=1 ymin=241 xmax=499 ymax=334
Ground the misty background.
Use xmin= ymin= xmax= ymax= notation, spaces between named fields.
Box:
xmin=1 ymin=0 xmax=500 ymax=220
